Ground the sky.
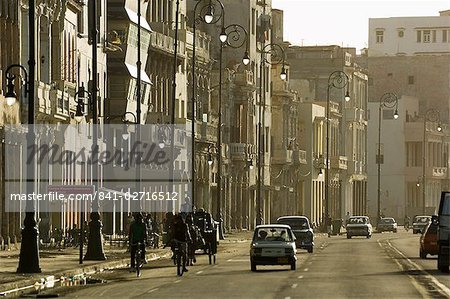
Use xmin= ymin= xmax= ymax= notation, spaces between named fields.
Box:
xmin=272 ymin=0 xmax=449 ymax=51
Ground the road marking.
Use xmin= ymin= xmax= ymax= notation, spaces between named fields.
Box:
xmin=227 ymin=259 xmax=248 ymax=262
xmin=303 ymin=268 xmax=309 ymax=272
xmin=379 ymin=239 xmax=450 ymax=298
xmin=174 ymin=280 xmax=181 ymax=284
xmin=298 ymin=275 xmax=304 ymax=279
xmin=147 ymin=288 xmax=159 ymax=293
xmin=196 ymin=271 xmax=203 ymax=275
xmin=291 ymin=283 xmax=298 ymax=289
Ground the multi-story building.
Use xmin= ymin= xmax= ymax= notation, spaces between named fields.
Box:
xmin=286 ymin=45 xmax=369 ymax=223
xmin=367 ymin=10 xmax=450 ymax=220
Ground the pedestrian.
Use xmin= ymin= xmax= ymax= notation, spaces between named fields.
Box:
xmin=129 ymin=212 xmax=147 ymax=272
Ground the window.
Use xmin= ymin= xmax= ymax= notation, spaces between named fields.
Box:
xmin=408 ymin=76 xmax=414 ymax=85
xmin=376 ymin=30 xmax=384 ymax=43
xmin=398 ymin=30 xmax=404 ymax=38
xmin=432 ymin=30 xmax=436 ymax=43
xmin=417 ymin=30 xmax=421 ymax=42
xmin=443 ymin=30 xmax=448 ymax=42
xmin=423 ymin=30 xmax=431 ymax=43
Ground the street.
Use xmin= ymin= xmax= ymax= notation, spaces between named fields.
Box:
xmin=35 ymin=230 xmax=449 ymax=299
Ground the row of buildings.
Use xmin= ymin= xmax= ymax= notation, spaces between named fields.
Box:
xmin=0 ymin=0 xmax=449 ymax=248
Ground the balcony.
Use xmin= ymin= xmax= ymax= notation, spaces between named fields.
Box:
xmin=427 ymin=167 xmax=447 ymax=178
xmin=234 ymin=70 xmax=254 ymax=87
xmin=195 ymin=121 xmax=217 ymax=143
xmin=347 ymin=160 xmax=364 ymax=174
xmin=149 ymin=31 xmax=186 ymax=58
xmin=345 ymin=108 xmax=366 ymax=123
xmin=50 ymin=88 xmax=70 ymax=121
xmin=293 ymin=150 xmax=307 ymax=164
xmin=272 ymin=149 xmax=293 ymax=164
xmin=330 ymin=155 xmax=348 ymax=170
xmin=229 ymin=143 xmax=246 ymax=161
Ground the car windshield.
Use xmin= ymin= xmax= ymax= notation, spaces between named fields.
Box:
xmin=381 ymin=218 xmax=394 ymax=223
xmin=348 ymin=217 xmax=367 ymax=224
xmin=414 ymin=217 xmax=430 ymax=223
xmin=277 ymin=218 xmax=309 ymax=229
xmin=441 ymin=194 xmax=450 ymax=216
xmin=254 ymin=227 xmax=293 ymax=242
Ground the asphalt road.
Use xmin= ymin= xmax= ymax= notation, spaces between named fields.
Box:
xmin=38 ymin=230 xmax=449 ymax=299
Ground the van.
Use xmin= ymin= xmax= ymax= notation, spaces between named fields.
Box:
xmin=437 ymin=192 xmax=450 ymax=272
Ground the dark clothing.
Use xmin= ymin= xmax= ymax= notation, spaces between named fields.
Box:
xmin=172 ymin=221 xmax=191 ymax=243
xmin=129 ymin=220 xmax=147 ymax=269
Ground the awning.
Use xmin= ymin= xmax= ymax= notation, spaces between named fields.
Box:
xmin=125 ymin=7 xmax=152 ymax=32
xmin=125 ymin=63 xmax=152 ymax=85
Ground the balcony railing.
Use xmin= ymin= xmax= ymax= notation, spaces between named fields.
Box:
xmin=229 ymin=143 xmax=246 ymax=161
xmin=195 ymin=121 xmax=217 ymax=143
xmin=234 ymin=70 xmax=254 ymax=87
xmin=347 ymin=160 xmax=364 ymax=174
xmin=272 ymin=149 xmax=293 ymax=164
xmin=428 ymin=166 xmax=447 ymax=178
xmin=149 ymin=31 xmax=186 ymax=57
xmin=330 ymin=155 xmax=348 ymax=170
xmin=345 ymin=108 xmax=366 ymax=122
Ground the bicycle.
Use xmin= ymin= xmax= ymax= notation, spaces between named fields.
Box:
xmin=131 ymin=242 xmax=145 ymax=277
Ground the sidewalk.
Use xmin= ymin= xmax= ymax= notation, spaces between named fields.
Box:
xmin=0 ymin=231 xmax=252 ymax=296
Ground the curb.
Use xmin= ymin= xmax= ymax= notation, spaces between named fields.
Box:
xmin=0 ymin=251 xmax=170 ymax=297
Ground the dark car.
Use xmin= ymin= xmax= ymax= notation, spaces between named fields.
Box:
xmin=412 ymin=215 xmax=431 ymax=234
xmin=420 ymin=221 xmax=439 ymax=259
xmin=276 ymin=216 xmax=314 ymax=253
xmin=437 ymin=192 xmax=450 ymax=272
xmin=377 ymin=217 xmax=398 ymax=233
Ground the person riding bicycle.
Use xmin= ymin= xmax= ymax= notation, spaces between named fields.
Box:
xmin=170 ymin=214 xmax=191 ymax=272
xmin=404 ymin=215 xmax=411 ymax=229
xmin=129 ymin=212 xmax=147 ymax=272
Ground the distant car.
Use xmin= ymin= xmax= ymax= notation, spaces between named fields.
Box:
xmin=377 ymin=217 xmax=398 ymax=233
xmin=346 ymin=216 xmax=372 ymax=239
xmin=420 ymin=221 xmax=439 ymax=259
xmin=250 ymin=224 xmax=297 ymax=272
xmin=412 ymin=216 xmax=431 ymax=234
xmin=276 ymin=216 xmax=314 ymax=253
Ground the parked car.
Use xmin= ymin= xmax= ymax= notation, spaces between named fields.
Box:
xmin=419 ymin=220 xmax=439 ymax=259
xmin=276 ymin=216 xmax=314 ymax=253
xmin=377 ymin=217 xmax=398 ymax=233
xmin=437 ymin=192 xmax=450 ymax=272
xmin=412 ymin=215 xmax=431 ymax=234
xmin=250 ymin=224 xmax=297 ymax=271
xmin=346 ymin=216 xmax=372 ymax=239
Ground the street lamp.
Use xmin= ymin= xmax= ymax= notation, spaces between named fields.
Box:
xmin=324 ymin=71 xmax=350 ymax=233
xmin=11 ymin=0 xmax=39 ymax=274
xmin=191 ymin=0 xmax=225 ymax=211
xmin=257 ymin=43 xmax=287 ymax=226
xmin=84 ymin=0 xmax=106 ymax=261
xmin=216 ymin=23 xmax=249 ymax=238
xmin=121 ymin=111 xmax=138 ymax=140
xmin=377 ymin=92 xmax=399 ymax=223
xmin=422 ymin=108 xmax=441 ymax=215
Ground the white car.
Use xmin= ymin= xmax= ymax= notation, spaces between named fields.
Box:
xmin=250 ymin=224 xmax=297 ymax=271
xmin=346 ymin=216 xmax=373 ymax=239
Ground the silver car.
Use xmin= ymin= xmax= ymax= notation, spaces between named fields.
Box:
xmin=250 ymin=224 xmax=297 ymax=271
xmin=346 ymin=216 xmax=373 ymax=239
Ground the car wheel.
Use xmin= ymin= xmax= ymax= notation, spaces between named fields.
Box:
xmin=438 ymin=255 xmax=450 ymax=273
xmin=394 ymin=229 xmax=397 ymax=233
xmin=251 ymin=259 xmax=257 ymax=272
xmin=291 ymin=261 xmax=296 ymax=270
xmin=307 ymin=247 xmax=313 ymax=253
xmin=367 ymin=234 xmax=371 ymax=239
xmin=419 ymin=249 xmax=427 ymax=259
xmin=413 ymin=230 xmax=417 ymax=234
xmin=347 ymin=234 xmax=351 ymax=239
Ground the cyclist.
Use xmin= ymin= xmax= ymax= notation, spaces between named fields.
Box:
xmin=129 ymin=212 xmax=147 ymax=272
xmin=404 ymin=215 xmax=411 ymax=230
xmin=170 ymin=214 xmax=191 ymax=272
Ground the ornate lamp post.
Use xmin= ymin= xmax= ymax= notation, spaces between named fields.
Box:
xmin=217 ymin=23 xmax=249 ymax=237
xmin=190 ymin=0 xmax=226 ymax=211
xmin=325 ymin=71 xmax=350 ymax=234
xmin=422 ymin=109 xmax=442 ymax=215
xmin=377 ymin=92 xmax=399 ymax=222
xmin=5 ymin=0 xmax=40 ymax=274
xmin=84 ymin=0 xmax=106 ymax=260
xmin=257 ymin=43 xmax=286 ymax=226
